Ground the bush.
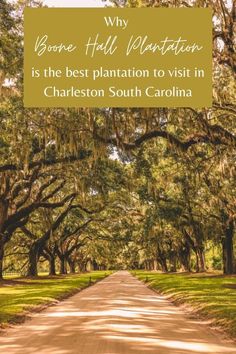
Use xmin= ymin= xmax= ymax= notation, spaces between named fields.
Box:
xmin=212 ymin=255 xmax=222 ymax=270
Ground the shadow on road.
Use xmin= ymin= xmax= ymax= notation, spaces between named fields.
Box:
xmin=0 ymin=271 xmax=235 ymax=354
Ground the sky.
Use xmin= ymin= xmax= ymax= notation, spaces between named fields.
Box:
xmin=43 ymin=0 xmax=106 ymax=7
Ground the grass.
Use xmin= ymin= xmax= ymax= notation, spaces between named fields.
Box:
xmin=0 ymin=271 xmax=111 ymax=327
xmin=133 ymin=270 xmax=236 ymax=339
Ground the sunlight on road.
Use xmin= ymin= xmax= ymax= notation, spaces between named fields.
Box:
xmin=0 ymin=272 xmax=235 ymax=354
xmin=104 ymin=335 xmax=233 ymax=353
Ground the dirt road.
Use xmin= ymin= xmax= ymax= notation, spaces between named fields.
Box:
xmin=0 ymin=271 xmax=235 ymax=354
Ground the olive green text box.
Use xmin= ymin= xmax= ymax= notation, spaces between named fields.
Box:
xmin=24 ymin=8 xmax=212 ymax=107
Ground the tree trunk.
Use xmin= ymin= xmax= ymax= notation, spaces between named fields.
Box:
xmin=153 ymin=260 xmax=158 ymax=271
xmin=197 ymin=248 xmax=206 ymax=272
xmin=60 ymin=256 xmax=67 ymax=274
xmin=92 ymin=260 xmax=99 ymax=271
xmin=157 ymin=247 xmax=168 ymax=272
xmin=0 ymin=201 xmax=8 ymax=279
xmin=49 ymin=255 xmax=56 ymax=276
xmin=0 ymin=242 xmax=4 ymax=280
xmin=28 ymin=244 xmax=39 ymax=277
xmin=147 ymin=259 xmax=154 ymax=270
xmin=78 ymin=262 xmax=86 ymax=272
xmin=170 ymin=256 xmax=177 ymax=272
xmin=179 ymin=245 xmax=191 ymax=272
xmin=158 ymin=258 xmax=168 ymax=272
xmin=161 ymin=262 xmax=168 ymax=272
xmin=194 ymin=250 xmax=200 ymax=273
xmin=68 ymin=259 xmax=75 ymax=273
xmin=222 ymin=219 xmax=235 ymax=274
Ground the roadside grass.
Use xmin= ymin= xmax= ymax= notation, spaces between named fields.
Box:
xmin=0 ymin=271 xmax=111 ymax=327
xmin=133 ymin=271 xmax=236 ymax=339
